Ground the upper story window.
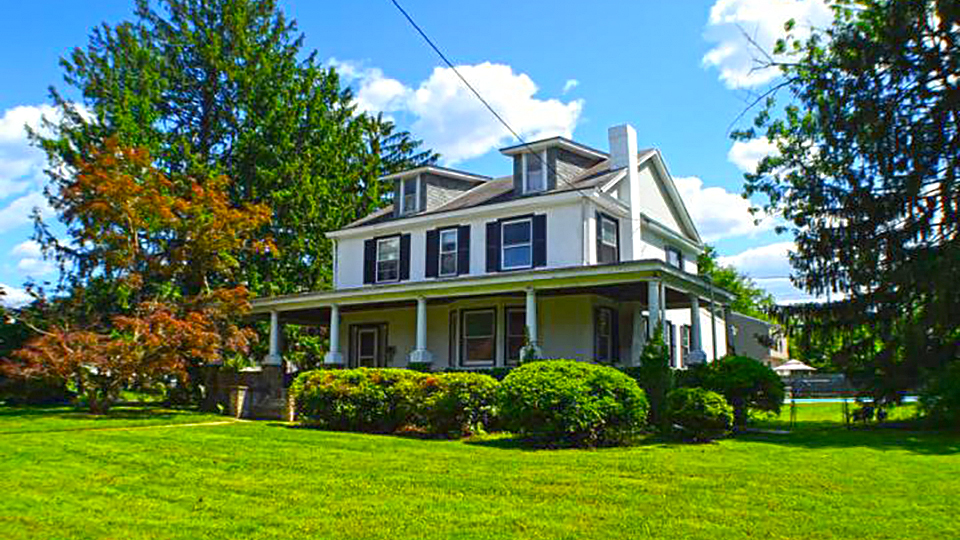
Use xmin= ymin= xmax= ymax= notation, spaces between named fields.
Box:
xmin=665 ymin=246 xmax=683 ymax=269
xmin=598 ymin=213 xmax=619 ymax=264
xmin=501 ymin=218 xmax=533 ymax=270
xmin=376 ymin=236 xmax=400 ymax=283
xmin=439 ymin=228 xmax=458 ymax=277
xmin=400 ymin=176 xmax=419 ymax=215
xmin=522 ymin=151 xmax=546 ymax=193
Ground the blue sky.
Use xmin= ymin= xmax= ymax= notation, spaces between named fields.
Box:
xmin=0 ymin=0 xmax=834 ymax=306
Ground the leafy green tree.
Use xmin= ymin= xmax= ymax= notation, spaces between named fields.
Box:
xmin=698 ymin=246 xmax=775 ymax=321
xmin=33 ymin=0 xmax=437 ymax=302
xmin=630 ymin=323 xmax=674 ymax=431
xmin=736 ymin=0 xmax=959 ymax=401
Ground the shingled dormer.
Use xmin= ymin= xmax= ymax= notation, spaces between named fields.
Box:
xmin=382 ymin=166 xmax=490 ymax=217
xmin=500 ymin=137 xmax=607 ymax=196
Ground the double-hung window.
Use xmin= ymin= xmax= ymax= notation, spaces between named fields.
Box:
xmin=665 ymin=246 xmax=683 ymax=269
xmin=501 ymin=218 xmax=532 ymax=270
xmin=400 ymin=177 xmax=419 ymax=215
xmin=505 ymin=307 xmax=526 ymax=365
xmin=598 ymin=214 xmax=619 ymax=263
xmin=461 ymin=309 xmax=496 ymax=367
xmin=375 ymin=236 xmax=400 ymax=283
xmin=523 ymin=151 xmax=546 ymax=193
xmin=595 ymin=307 xmax=615 ymax=362
xmin=439 ymin=228 xmax=458 ymax=277
xmin=681 ymin=325 xmax=691 ymax=364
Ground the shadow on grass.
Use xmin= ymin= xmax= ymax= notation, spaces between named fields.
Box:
xmin=737 ymin=420 xmax=960 ymax=455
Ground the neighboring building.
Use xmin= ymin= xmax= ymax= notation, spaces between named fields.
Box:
xmin=727 ymin=311 xmax=789 ymax=367
xmin=252 ymin=124 xmax=735 ymax=371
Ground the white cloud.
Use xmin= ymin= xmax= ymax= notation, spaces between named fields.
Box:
xmin=11 ymin=240 xmax=55 ymax=278
xmin=11 ymin=240 xmax=41 ymax=258
xmin=728 ymin=136 xmax=777 ymax=173
xmin=718 ymin=241 xmax=823 ymax=303
xmin=0 ymin=283 xmax=32 ymax=308
xmin=0 ymin=104 xmax=58 ymax=198
xmin=674 ymin=176 xmax=770 ymax=241
xmin=330 ymin=59 xmax=584 ymax=164
xmin=0 ymin=191 xmax=52 ymax=234
xmin=702 ymin=0 xmax=833 ymax=89
xmin=562 ymin=79 xmax=579 ymax=94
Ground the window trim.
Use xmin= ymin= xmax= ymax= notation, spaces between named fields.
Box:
xmin=375 ymin=235 xmax=401 ymax=284
xmin=504 ymin=306 xmax=526 ymax=366
xmin=399 ymin=175 xmax=420 ymax=215
xmin=500 ymin=217 xmax=533 ymax=271
xmin=460 ymin=308 xmax=497 ymax=368
xmin=595 ymin=306 xmax=615 ymax=363
xmin=438 ymin=227 xmax=459 ymax=277
xmin=597 ymin=212 xmax=620 ymax=264
xmin=521 ymin=151 xmax=547 ymax=194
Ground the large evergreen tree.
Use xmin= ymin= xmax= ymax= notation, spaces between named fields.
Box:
xmin=33 ymin=0 xmax=437 ymax=300
xmin=737 ymin=0 xmax=959 ymax=399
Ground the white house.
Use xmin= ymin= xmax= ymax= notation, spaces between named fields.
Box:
xmin=251 ymin=124 xmax=734 ymax=370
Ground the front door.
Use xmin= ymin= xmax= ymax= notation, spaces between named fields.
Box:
xmin=350 ymin=323 xmax=388 ymax=368
xmin=357 ymin=327 xmax=379 ymax=367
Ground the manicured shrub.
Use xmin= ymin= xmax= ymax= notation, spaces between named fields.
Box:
xmin=682 ymin=355 xmax=784 ymax=426
xmin=444 ymin=367 xmax=513 ymax=381
xmin=499 ymin=360 xmax=649 ymax=447
xmin=666 ymin=387 xmax=733 ymax=442
xmin=418 ymin=372 xmax=499 ymax=437
xmin=920 ymin=362 xmax=960 ymax=430
xmin=289 ymin=368 xmax=425 ymax=433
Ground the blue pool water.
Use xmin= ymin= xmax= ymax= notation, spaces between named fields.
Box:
xmin=790 ymin=396 xmax=918 ymax=404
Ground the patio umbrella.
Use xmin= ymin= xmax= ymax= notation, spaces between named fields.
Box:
xmin=774 ymin=359 xmax=817 ymax=375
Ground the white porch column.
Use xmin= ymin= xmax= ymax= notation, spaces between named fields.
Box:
xmin=710 ymin=299 xmax=719 ymax=361
xmin=324 ymin=304 xmax=344 ymax=364
xmin=660 ymin=281 xmax=668 ymax=340
xmin=263 ymin=310 xmax=281 ymax=365
xmin=688 ymin=294 xmax=707 ymax=365
xmin=409 ymin=296 xmax=433 ymax=364
xmin=521 ymin=287 xmax=542 ymax=358
xmin=647 ymin=280 xmax=661 ymax=338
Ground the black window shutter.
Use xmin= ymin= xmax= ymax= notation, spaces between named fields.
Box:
xmin=532 ymin=214 xmax=547 ymax=267
xmin=593 ymin=307 xmax=601 ymax=360
xmin=457 ymin=225 xmax=470 ymax=275
xmin=595 ymin=211 xmax=603 ymax=264
xmin=363 ymin=239 xmax=376 ymax=284
xmin=485 ymin=221 xmax=500 ymax=272
xmin=614 ymin=216 xmax=621 ymax=261
xmin=399 ymin=234 xmax=411 ymax=281
xmin=546 ymin=148 xmax=558 ymax=191
xmin=425 ymin=229 xmax=439 ymax=278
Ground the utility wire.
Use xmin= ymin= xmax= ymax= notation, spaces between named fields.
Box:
xmin=388 ymin=0 xmax=600 ymax=200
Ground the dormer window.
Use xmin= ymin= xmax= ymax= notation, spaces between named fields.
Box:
xmin=522 ymin=151 xmax=546 ymax=193
xmin=400 ymin=176 xmax=419 ymax=215
xmin=666 ymin=246 xmax=683 ymax=269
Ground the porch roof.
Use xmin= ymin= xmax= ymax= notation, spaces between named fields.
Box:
xmin=250 ymin=260 xmax=735 ymax=322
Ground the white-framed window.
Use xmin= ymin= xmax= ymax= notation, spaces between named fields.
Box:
xmin=505 ymin=307 xmax=526 ymax=365
xmin=439 ymin=228 xmax=458 ymax=277
xmin=598 ymin=214 xmax=619 ymax=263
xmin=595 ymin=307 xmax=614 ymax=362
xmin=400 ymin=176 xmax=419 ymax=215
xmin=681 ymin=324 xmax=691 ymax=364
xmin=501 ymin=218 xmax=532 ymax=270
xmin=375 ymin=236 xmax=400 ymax=283
xmin=522 ymin=151 xmax=546 ymax=193
xmin=461 ymin=308 xmax=496 ymax=367
xmin=666 ymin=246 xmax=683 ymax=269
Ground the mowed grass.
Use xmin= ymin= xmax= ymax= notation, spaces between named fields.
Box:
xmin=1 ymin=403 xmax=958 ymax=540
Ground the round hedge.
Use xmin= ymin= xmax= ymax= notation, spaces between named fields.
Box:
xmin=666 ymin=387 xmax=734 ymax=442
xmin=498 ymin=360 xmax=649 ymax=447
xmin=418 ymin=372 xmax=500 ymax=437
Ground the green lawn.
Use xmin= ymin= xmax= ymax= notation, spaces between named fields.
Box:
xmin=1 ymin=403 xmax=957 ymax=540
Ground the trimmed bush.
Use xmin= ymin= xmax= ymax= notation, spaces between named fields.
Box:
xmin=418 ymin=372 xmax=499 ymax=437
xmin=499 ymin=360 xmax=649 ymax=447
xmin=682 ymin=355 xmax=785 ymax=426
xmin=666 ymin=387 xmax=733 ymax=442
xmin=289 ymin=368 xmax=425 ymax=433
xmin=623 ymin=324 xmax=674 ymax=431
xmin=920 ymin=362 xmax=960 ymax=430
xmin=444 ymin=367 xmax=513 ymax=381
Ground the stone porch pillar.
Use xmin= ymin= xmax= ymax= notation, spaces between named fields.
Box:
xmin=688 ymin=294 xmax=707 ymax=365
xmin=647 ymin=280 xmax=661 ymax=338
xmin=409 ymin=296 xmax=433 ymax=364
xmin=263 ymin=310 xmax=281 ymax=365
xmin=324 ymin=304 xmax=344 ymax=364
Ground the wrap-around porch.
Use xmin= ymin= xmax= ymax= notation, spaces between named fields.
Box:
xmin=251 ymin=260 xmax=735 ymax=370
